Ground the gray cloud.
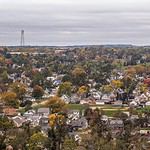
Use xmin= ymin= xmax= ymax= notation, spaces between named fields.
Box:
xmin=0 ymin=0 xmax=150 ymax=45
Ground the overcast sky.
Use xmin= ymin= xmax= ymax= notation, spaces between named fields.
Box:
xmin=0 ymin=0 xmax=150 ymax=46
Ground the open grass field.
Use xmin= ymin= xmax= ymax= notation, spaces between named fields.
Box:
xmin=65 ymin=104 xmax=130 ymax=117
xmin=64 ymin=104 xmax=89 ymax=111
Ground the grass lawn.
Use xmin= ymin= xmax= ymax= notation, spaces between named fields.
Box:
xmin=103 ymin=109 xmax=129 ymax=117
xmin=103 ymin=110 xmax=119 ymax=117
xmin=89 ymin=104 xmax=128 ymax=109
xmin=64 ymin=104 xmax=88 ymax=111
xmin=64 ymin=104 xmax=130 ymax=117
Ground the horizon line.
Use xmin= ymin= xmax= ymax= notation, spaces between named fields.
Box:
xmin=1 ymin=43 xmax=150 ymax=47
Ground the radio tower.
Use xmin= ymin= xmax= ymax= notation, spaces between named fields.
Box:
xmin=20 ymin=30 xmax=25 ymax=46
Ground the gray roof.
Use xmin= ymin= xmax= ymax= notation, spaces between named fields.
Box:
xmin=12 ymin=116 xmax=26 ymax=127
xmin=70 ymin=117 xmax=88 ymax=128
xmin=38 ymin=108 xmax=50 ymax=114
xmin=109 ymin=120 xmax=123 ymax=125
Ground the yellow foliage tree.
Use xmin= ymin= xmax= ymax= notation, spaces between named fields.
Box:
xmin=77 ymin=86 xmax=88 ymax=97
xmin=10 ymin=82 xmax=27 ymax=100
xmin=134 ymin=65 xmax=146 ymax=75
xmin=139 ymin=83 xmax=148 ymax=93
xmin=0 ymin=55 xmax=5 ymax=64
xmin=45 ymin=96 xmax=66 ymax=113
xmin=72 ymin=67 xmax=86 ymax=86
xmin=49 ymin=114 xmax=65 ymax=127
xmin=125 ymin=67 xmax=136 ymax=76
xmin=72 ymin=67 xmax=86 ymax=77
xmin=111 ymin=80 xmax=123 ymax=89
xmin=28 ymin=132 xmax=47 ymax=150
xmin=0 ymin=92 xmax=19 ymax=108
xmin=102 ymin=84 xmax=113 ymax=94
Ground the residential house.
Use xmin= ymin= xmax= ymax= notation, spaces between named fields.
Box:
xmin=109 ymin=119 xmax=124 ymax=137
xmin=67 ymin=110 xmax=80 ymax=122
xmin=101 ymin=94 xmax=111 ymax=102
xmin=3 ymin=107 xmax=18 ymax=116
xmin=37 ymin=108 xmax=50 ymax=116
xmin=69 ymin=117 xmax=88 ymax=130
xmin=26 ymin=115 xmax=41 ymax=127
xmin=109 ymin=119 xmax=124 ymax=129
xmin=112 ymin=101 xmax=123 ymax=107
xmin=145 ymin=101 xmax=150 ymax=106
xmin=12 ymin=116 xmax=26 ymax=127
xmin=130 ymin=101 xmax=138 ymax=107
xmin=61 ymin=95 xmax=70 ymax=104
xmin=23 ymin=110 xmax=36 ymax=118
xmin=139 ymin=93 xmax=148 ymax=102
xmin=39 ymin=116 xmax=49 ymax=133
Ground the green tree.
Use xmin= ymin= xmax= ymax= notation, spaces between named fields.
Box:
xmin=62 ymin=137 xmax=77 ymax=150
xmin=0 ymin=116 xmax=14 ymax=150
xmin=31 ymin=72 xmax=44 ymax=87
xmin=1 ymin=71 xmax=8 ymax=83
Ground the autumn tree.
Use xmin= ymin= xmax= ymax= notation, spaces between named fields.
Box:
xmin=1 ymin=92 xmax=19 ymax=108
xmin=32 ymin=85 xmax=44 ymax=99
xmin=121 ymin=75 xmax=138 ymax=100
xmin=58 ymin=82 xmax=72 ymax=97
xmin=72 ymin=67 xmax=86 ymax=86
xmin=28 ymin=132 xmax=48 ymax=150
xmin=134 ymin=65 xmax=146 ymax=76
xmin=10 ymin=82 xmax=27 ymax=100
xmin=138 ymin=83 xmax=148 ymax=94
xmin=84 ymin=108 xmax=93 ymax=124
xmin=49 ymin=114 xmax=65 ymax=128
xmin=101 ymin=84 xmax=113 ymax=94
xmin=48 ymin=113 xmax=67 ymax=150
xmin=0 ymin=55 xmax=5 ymax=65
xmin=0 ymin=83 xmax=8 ymax=92
xmin=125 ymin=67 xmax=136 ymax=77
xmin=111 ymin=80 xmax=123 ymax=89
xmin=0 ymin=116 xmax=14 ymax=149
xmin=1 ymin=71 xmax=8 ymax=83
xmin=77 ymin=86 xmax=89 ymax=98
xmin=10 ymin=129 xmax=29 ymax=150
xmin=84 ymin=108 xmax=113 ymax=150
xmin=62 ymin=137 xmax=77 ymax=150
xmin=45 ymin=96 xmax=66 ymax=113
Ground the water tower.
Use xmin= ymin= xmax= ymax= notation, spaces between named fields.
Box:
xmin=20 ymin=30 xmax=25 ymax=46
